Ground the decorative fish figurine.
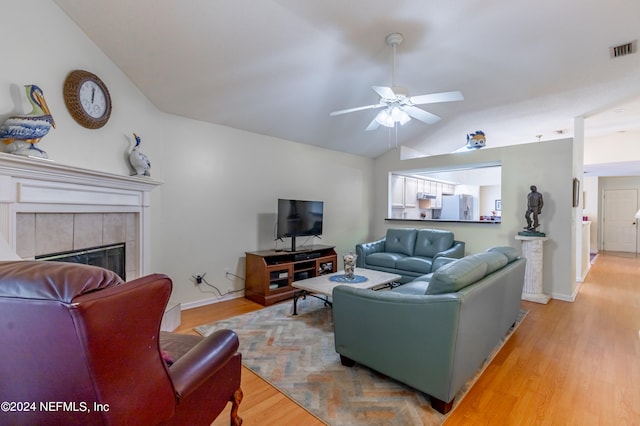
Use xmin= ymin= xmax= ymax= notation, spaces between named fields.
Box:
xmin=129 ymin=133 xmax=151 ymax=176
xmin=0 ymin=85 xmax=55 ymax=158
xmin=466 ymin=130 xmax=486 ymax=150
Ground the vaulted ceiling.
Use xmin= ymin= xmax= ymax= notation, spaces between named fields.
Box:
xmin=54 ymin=0 xmax=640 ymax=160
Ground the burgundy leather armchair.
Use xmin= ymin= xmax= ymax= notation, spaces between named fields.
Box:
xmin=0 ymin=260 xmax=242 ymax=425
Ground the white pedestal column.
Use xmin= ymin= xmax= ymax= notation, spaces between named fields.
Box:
xmin=515 ymin=235 xmax=550 ymax=304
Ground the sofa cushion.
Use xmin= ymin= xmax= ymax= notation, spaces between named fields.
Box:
xmin=385 ymin=229 xmax=417 ymax=256
xmin=473 ymin=252 xmax=508 ymax=274
xmin=366 ymin=252 xmax=407 ymax=268
xmin=395 ymin=256 xmax=433 ymax=274
xmin=426 ymin=256 xmax=488 ymax=295
xmin=392 ymin=280 xmax=430 ymax=295
xmin=487 ymin=246 xmax=520 ymax=263
xmin=413 ymin=229 xmax=454 ymax=258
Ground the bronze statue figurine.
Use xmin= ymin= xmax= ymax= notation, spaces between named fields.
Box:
xmin=524 ymin=185 xmax=543 ymax=232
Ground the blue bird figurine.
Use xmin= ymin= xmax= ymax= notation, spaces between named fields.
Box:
xmin=0 ymin=85 xmax=55 ymax=159
xmin=129 ymin=133 xmax=151 ymax=176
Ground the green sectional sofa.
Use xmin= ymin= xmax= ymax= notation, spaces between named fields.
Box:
xmin=355 ymin=228 xmax=465 ymax=283
xmin=332 ymin=246 xmax=526 ymax=414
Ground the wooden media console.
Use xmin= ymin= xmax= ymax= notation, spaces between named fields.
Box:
xmin=245 ymin=245 xmax=337 ymax=306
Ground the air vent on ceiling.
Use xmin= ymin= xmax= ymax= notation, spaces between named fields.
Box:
xmin=610 ymin=40 xmax=637 ymax=58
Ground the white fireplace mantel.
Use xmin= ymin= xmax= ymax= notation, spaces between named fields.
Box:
xmin=0 ymin=152 xmax=162 ymax=193
xmin=0 ymin=153 xmax=162 ymax=276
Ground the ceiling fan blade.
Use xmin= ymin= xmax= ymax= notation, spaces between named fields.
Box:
xmin=409 ymin=91 xmax=464 ymax=105
xmin=404 ymin=106 xmax=441 ymax=124
xmin=365 ymin=117 xmax=380 ymax=131
xmin=372 ymin=86 xmax=396 ymax=99
xmin=330 ymin=103 xmax=384 ymax=116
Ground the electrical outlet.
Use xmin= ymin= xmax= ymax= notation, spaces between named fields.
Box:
xmin=192 ymin=272 xmax=206 ymax=285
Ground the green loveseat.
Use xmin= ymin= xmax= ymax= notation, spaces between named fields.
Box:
xmin=355 ymin=228 xmax=465 ymax=283
xmin=333 ymin=246 xmax=525 ymax=414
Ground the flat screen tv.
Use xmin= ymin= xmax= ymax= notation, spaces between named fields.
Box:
xmin=277 ymin=198 xmax=324 ymax=252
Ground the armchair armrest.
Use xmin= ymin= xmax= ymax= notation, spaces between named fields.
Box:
xmin=168 ymin=329 xmax=240 ymax=400
xmin=433 ymin=240 xmax=465 ymax=260
xmin=355 ymin=237 xmax=385 ymax=267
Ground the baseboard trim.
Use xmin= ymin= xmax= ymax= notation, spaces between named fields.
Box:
xmin=161 ymin=302 xmax=181 ymax=332
xmin=522 ymin=293 xmax=551 ymax=304
xmin=551 ymin=285 xmax=579 ymax=302
xmin=576 ymin=262 xmax=591 ymax=282
xmin=180 ymin=292 xmax=245 ymax=311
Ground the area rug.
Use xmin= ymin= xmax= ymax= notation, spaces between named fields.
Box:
xmin=196 ymin=297 xmax=527 ymax=426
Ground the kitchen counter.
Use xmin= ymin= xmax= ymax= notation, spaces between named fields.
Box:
xmin=385 ymin=218 xmax=501 ymax=224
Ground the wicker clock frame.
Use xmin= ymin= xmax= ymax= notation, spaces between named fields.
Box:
xmin=63 ymin=70 xmax=112 ymax=129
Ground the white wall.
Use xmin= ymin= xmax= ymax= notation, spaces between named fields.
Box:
xmin=155 ymin=115 xmax=373 ymax=306
xmin=582 ymin=176 xmax=598 ymax=253
xmin=480 ymin=185 xmax=501 ymax=217
xmin=374 ymin=139 xmax=576 ymax=301
xmin=1 ymin=0 xmax=165 ymax=178
xmin=584 ymin=131 xmax=640 ymax=166
xmin=4 ymin=0 xmax=375 ymax=307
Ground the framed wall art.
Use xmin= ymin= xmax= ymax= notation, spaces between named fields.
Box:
xmin=572 ymin=178 xmax=580 ymax=207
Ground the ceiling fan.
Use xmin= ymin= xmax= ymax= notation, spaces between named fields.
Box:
xmin=330 ymin=33 xmax=464 ymax=131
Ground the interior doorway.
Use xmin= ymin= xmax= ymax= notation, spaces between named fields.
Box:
xmin=602 ymin=189 xmax=638 ymax=253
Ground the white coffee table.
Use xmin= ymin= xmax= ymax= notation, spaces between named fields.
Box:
xmin=291 ymin=268 xmax=402 ymax=315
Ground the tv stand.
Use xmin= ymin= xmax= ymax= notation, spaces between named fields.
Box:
xmin=284 ymin=236 xmax=298 ymax=252
xmin=245 ymin=245 xmax=337 ymax=306
xmin=283 ymin=235 xmax=321 ymax=252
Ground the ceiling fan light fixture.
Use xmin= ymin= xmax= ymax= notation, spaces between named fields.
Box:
xmin=375 ymin=107 xmax=411 ymax=127
xmin=375 ymin=109 xmax=393 ymax=127
xmin=390 ymin=106 xmax=403 ymax=121
xmin=398 ymin=109 xmax=411 ymax=125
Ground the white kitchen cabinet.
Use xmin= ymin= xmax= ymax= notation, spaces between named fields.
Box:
xmin=434 ymin=183 xmax=443 ymax=208
xmin=391 ymin=175 xmax=405 ymax=207
xmin=443 ymin=183 xmax=455 ymax=195
xmin=404 ymin=177 xmax=417 ymax=208
xmin=391 ymin=175 xmax=418 ymax=208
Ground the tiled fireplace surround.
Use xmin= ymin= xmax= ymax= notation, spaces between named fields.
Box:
xmin=16 ymin=212 xmax=138 ymax=279
xmin=0 ymin=153 xmax=162 ymax=280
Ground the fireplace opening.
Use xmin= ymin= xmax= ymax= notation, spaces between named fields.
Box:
xmin=36 ymin=243 xmax=126 ymax=280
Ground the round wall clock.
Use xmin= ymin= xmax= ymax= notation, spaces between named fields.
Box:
xmin=63 ymin=70 xmax=112 ymax=129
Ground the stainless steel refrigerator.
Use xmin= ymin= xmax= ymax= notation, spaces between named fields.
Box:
xmin=440 ymin=194 xmax=474 ymax=220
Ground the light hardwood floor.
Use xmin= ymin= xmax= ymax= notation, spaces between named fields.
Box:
xmin=176 ymin=252 xmax=640 ymax=425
